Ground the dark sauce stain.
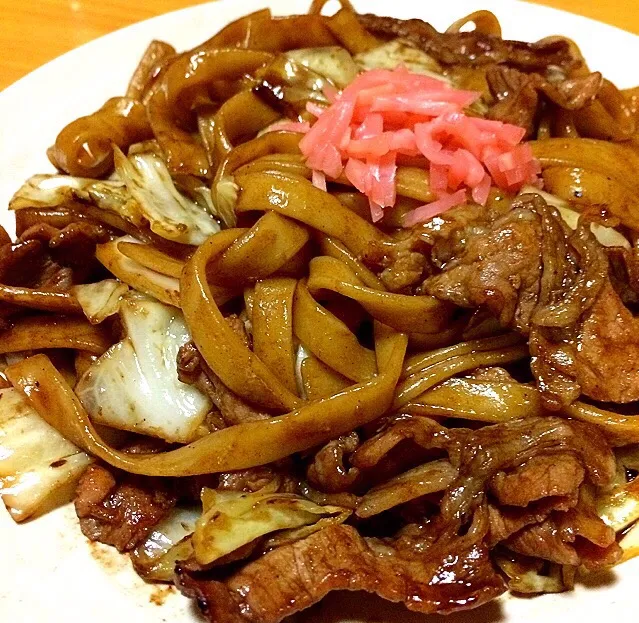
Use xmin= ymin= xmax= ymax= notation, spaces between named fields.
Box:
xmin=87 ymin=541 xmax=127 ymax=574
xmin=150 ymin=585 xmax=176 ymax=606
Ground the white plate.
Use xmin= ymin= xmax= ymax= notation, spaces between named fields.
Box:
xmin=1 ymin=0 xmax=639 ymax=621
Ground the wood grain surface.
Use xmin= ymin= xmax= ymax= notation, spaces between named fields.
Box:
xmin=1 ymin=0 xmax=638 ymax=90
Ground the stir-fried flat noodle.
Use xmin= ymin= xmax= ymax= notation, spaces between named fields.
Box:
xmin=4 ymin=1 xmax=639 ymax=621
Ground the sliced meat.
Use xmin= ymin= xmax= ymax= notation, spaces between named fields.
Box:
xmin=486 ymin=66 xmax=602 ymax=138
xmin=506 ymin=519 xmax=580 ymax=566
xmin=556 ymin=504 xmax=622 ymax=570
xmin=364 ymin=230 xmax=431 ymax=293
xmin=200 ymin=372 xmax=271 ymax=425
xmin=487 ymin=495 xmax=578 ymax=545
xmin=607 ymin=246 xmax=639 ymax=305
xmin=0 ymin=239 xmax=72 ymax=290
xmin=506 ymin=502 xmax=621 ymax=570
xmin=571 ymin=281 xmax=639 ymax=403
xmin=440 ymin=417 xmax=615 ymax=525
xmin=218 ymin=465 xmax=297 ymax=494
xmin=357 ymin=14 xmax=575 ymax=70
xmin=352 ymin=414 xmax=614 ymax=541
xmin=75 ymin=463 xmax=177 ymax=552
xmin=307 ymin=433 xmax=360 ymax=493
xmin=423 ymin=193 xmax=639 ymax=408
xmin=177 ymin=340 xmax=270 ymax=426
xmin=424 ymin=197 xmax=546 ymax=333
xmin=489 ymin=453 xmax=585 ymax=507
xmin=175 ymin=523 xmax=505 ymax=623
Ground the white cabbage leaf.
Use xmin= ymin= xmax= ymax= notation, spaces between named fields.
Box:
xmin=192 ymin=488 xmax=350 ymax=565
xmin=131 ymin=506 xmax=200 ymax=581
xmin=597 ymin=479 xmax=639 ymax=532
xmin=71 ymin=279 xmax=129 ymax=324
xmin=8 ymin=173 xmax=138 ymax=220
xmin=495 ymin=553 xmax=572 ymax=594
xmin=0 ymin=387 xmax=91 ymax=522
xmin=75 ymin=293 xmax=211 ymax=443
xmin=10 ymin=153 xmax=220 ymax=246
xmin=519 ymin=186 xmax=631 ymax=249
xmin=113 ymin=148 xmax=219 ymax=245
xmin=212 ymin=176 xmax=240 ymax=228
xmin=286 ymin=47 xmax=359 ymax=88
xmin=355 ymin=40 xmax=448 ymax=82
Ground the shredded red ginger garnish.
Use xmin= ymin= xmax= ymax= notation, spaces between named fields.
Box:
xmin=292 ymin=67 xmax=541 ymax=226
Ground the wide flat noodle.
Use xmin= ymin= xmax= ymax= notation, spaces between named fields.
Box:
xmin=6 ymin=326 xmax=406 ymax=476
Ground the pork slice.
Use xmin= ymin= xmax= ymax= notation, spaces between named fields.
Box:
xmin=506 ymin=519 xmax=580 ymax=566
xmin=486 ymin=65 xmax=602 ymax=138
xmin=75 ymin=463 xmax=176 ymax=552
xmin=175 ymin=524 xmax=505 ymax=623
xmin=177 ymin=316 xmax=270 ymax=427
xmin=506 ymin=503 xmax=622 ymax=570
xmin=572 ymin=281 xmax=639 ymax=403
xmin=356 ymin=14 xmax=575 ymax=70
xmin=307 ymin=432 xmax=360 ymax=493
xmin=487 ymin=494 xmax=578 ymax=546
xmin=489 ymin=453 xmax=585 ymax=507
xmin=424 ymin=203 xmax=544 ymax=333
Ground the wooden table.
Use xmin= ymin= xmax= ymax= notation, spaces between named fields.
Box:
xmin=1 ymin=0 xmax=638 ymax=90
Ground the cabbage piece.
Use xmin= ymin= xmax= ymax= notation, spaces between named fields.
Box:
xmin=355 ymin=40 xmax=448 ymax=82
xmin=75 ymin=293 xmax=211 ymax=443
xmin=212 ymin=176 xmax=240 ymax=228
xmin=519 ymin=186 xmax=630 ymax=249
xmin=114 ymin=149 xmax=219 ymax=245
xmin=596 ymin=478 xmax=639 ymax=532
xmin=494 ymin=553 xmax=572 ymax=594
xmin=0 ymin=387 xmax=91 ymax=522
xmin=131 ymin=506 xmax=200 ymax=581
xmin=71 ymin=279 xmax=129 ymax=324
xmin=10 ymin=157 xmax=220 ymax=246
xmin=8 ymin=173 xmax=137 ymax=220
xmin=286 ymin=47 xmax=359 ymax=88
xmin=192 ymin=488 xmax=350 ymax=565
xmin=620 ymin=521 xmax=639 ymax=562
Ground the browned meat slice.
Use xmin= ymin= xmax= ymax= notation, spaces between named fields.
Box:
xmin=507 ymin=519 xmax=580 ymax=565
xmin=530 ymin=280 xmax=639 ymax=406
xmin=489 ymin=453 xmax=585 ymax=507
xmin=307 ymin=433 xmax=360 ymax=493
xmin=175 ymin=524 xmax=505 ymax=623
xmin=572 ymin=281 xmax=639 ymax=402
xmin=486 ymin=66 xmax=602 ymax=138
xmin=353 ymin=414 xmax=614 ymax=536
xmin=217 ymin=465 xmax=297 ymax=494
xmin=487 ymin=495 xmax=578 ymax=545
xmin=506 ymin=502 xmax=621 ymax=570
xmin=363 ymin=230 xmax=432 ymax=293
xmin=357 ymin=14 xmax=575 ymax=70
xmin=0 ymin=239 xmax=72 ymax=291
xmin=197 ymin=370 xmax=271 ymax=425
xmin=423 ymin=193 xmax=639 ymax=407
xmin=556 ymin=504 xmax=622 ymax=570
xmin=424 ymin=194 xmax=578 ymax=334
xmin=608 ymin=245 xmax=639 ymax=305
xmin=441 ymin=417 xmax=615 ymax=525
xmin=177 ymin=337 xmax=270 ymax=426
xmin=75 ymin=463 xmax=176 ymax=552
